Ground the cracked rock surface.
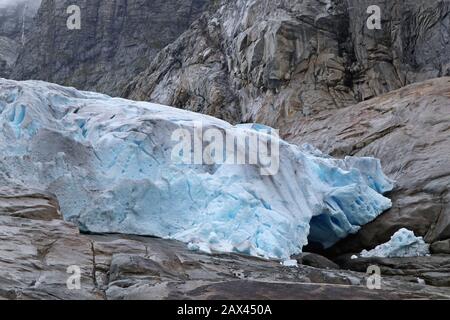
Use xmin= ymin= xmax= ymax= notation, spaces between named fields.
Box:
xmin=1 ymin=186 xmax=450 ymax=300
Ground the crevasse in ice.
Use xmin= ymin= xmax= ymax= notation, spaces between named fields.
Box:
xmin=360 ymin=228 xmax=430 ymax=258
xmin=0 ymin=79 xmax=394 ymax=259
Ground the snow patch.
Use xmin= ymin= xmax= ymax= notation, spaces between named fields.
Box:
xmin=360 ymin=228 xmax=430 ymax=258
xmin=281 ymin=259 xmax=298 ymax=267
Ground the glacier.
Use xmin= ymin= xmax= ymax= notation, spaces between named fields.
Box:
xmin=360 ymin=228 xmax=430 ymax=258
xmin=0 ymin=79 xmax=394 ymax=259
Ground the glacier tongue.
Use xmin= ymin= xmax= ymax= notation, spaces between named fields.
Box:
xmin=0 ymin=79 xmax=394 ymax=259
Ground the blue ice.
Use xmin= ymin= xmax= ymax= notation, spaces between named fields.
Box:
xmin=0 ymin=79 xmax=395 ymax=259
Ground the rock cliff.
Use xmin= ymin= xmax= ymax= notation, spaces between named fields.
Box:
xmin=0 ymin=0 xmax=40 ymax=77
xmin=11 ymin=0 xmax=208 ymax=96
xmin=125 ymin=0 xmax=450 ymax=128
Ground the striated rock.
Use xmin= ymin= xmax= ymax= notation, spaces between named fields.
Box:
xmin=0 ymin=216 xmax=96 ymax=299
xmin=0 ymin=214 xmax=100 ymax=299
xmin=0 ymin=0 xmax=40 ymax=41
xmin=0 ymin=36 xmax=18 ymax=77
xmin=2 ymin=187 xmax=450 ymax=299
xmin=125 ymin=10 xmax=243 ymax=123
xmin=11 ymin=0 xmax=208 ymax=96
xmin=336 ymin=254 xmax=450 ymax=288
xmin=420 ymin=272 xmax=450 ymax=287
xmin=431 ymin=240 xmax=450 ymax=255
xmin=5 ymin=0 xmax=449 ymax=118
xmin=93 ymin=235 xmax=450 ymax=299
xmin=294 ymin=253 xmax=340 ymax=270
xmin=0 ymin=186 xmax=61 ymax=221
xmin=125 ymin=0 xmax=450 ymax=130
xmin=288 ymin=77 xmax=450 ymax=254
xmin=345 ymin=0 xmax=450 ymax=101
xmin=124 ymin=0 xmax=355 ymax=124
xmin=0 ymin=0 xmax=40 ymax=77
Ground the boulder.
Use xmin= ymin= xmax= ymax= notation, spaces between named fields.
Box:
xmin=294 ymin=253 xmax=340 ymax=270
xmin=431 ymin=240 xmax=450 ymax=255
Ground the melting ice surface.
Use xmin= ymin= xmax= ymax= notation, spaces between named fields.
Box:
xmin=0 ymin=79 xmax=394 ymax=259
xmin=360 ymin=228 xmax=430 ymax=258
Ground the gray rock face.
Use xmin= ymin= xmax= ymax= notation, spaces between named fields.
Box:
xmin=337 ymin=254 xmax=450 ymax=288
xmin=11 ymin=0 xmax=208 ymax=96
xmin=125 ymin=0 xmax=450 ymax=128
xmin=431 ymin=240 xmax=450 ymax=255
xmin=345 ymin=0 xmax=450 ymax=101
xmin=0 ymin=36 xmax=18 ymax=77
xmin=0 ymin=0 xmax=40 ymax=41
xmin=2 ymin=186 xmax=450 ymax=299
xmin=289 ymin=78 xmax=450 ymax=254
xmin=0 ymin=0 xmax=40 ymax=77
xmin=294 ymin=252 xmax=340 ymax=270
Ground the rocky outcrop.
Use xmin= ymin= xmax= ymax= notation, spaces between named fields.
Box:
xmin=337 ymin=255 xmax=450 ymax=288
xmin=2 ymin=186 xmax=450 ymax=299
xmin=124 ymin=0 xmax=450 ymax=128
xmin=288 ymin=77 xmax=450 ymax=254
xmin=0 ymin=186 xmax=60 ymax=221
xmin=294 ymin=253 xmax=340 ymax=270
xmin=431 ymin=240 xmax=450 ymax=255
xmin=11 ymin=0 xmax=208 ymax=96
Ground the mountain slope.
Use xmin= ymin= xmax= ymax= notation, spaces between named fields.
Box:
xmin=0 ymin=0 xmax=40 ymax=77
xmin=125 ymin=0 xmax=450 ymax=131
xmin=11 ymin=0 xmax=209 ymax=96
